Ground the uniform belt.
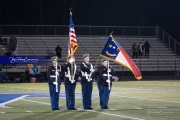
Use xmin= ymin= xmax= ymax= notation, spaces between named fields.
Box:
xmin=50 ymin=75 xmax=56 ymax=77
xmin=103 ymin=74 xmax=112 ymax=76
xmin=82 ymin=74 xmax=90 ymax=77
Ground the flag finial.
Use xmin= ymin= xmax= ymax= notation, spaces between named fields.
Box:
xmin=110 ymin=31 xmax=113 ymax=37
xmin=69 ymin=7 xmax=72 ymax=15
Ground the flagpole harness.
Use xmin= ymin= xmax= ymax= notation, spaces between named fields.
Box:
xmin=81 ymin=62 xmax=94 ymax=82
xmin=65 ymin=64 xmax=76 ymax=83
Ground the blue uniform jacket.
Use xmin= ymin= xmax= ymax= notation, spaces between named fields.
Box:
xmin=63 ymin=62 xmax=79 ymax=85
xmin=97 ymin=65 xmax=115 ymax=86
xmin=80 ymin=62 xmax=94 ymax=84
xmin=47 ymin=65 xmax=63 ymax=85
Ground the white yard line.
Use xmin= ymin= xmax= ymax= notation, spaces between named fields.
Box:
xmin=0 ymin=95 xmax=29 ymax=108
xmin=85 ymin=109 xmax=144 ymax=120
xmin=22 ymin=99 xmax=144 ymax=120
xmin=120 ymin=96 xmax=180 ymax=104
xmin=21 ymin=99 xmax=50 ymax=105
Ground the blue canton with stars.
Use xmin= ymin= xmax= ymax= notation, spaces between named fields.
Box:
xmin=101 ymin=37 xmax=122 ymax=60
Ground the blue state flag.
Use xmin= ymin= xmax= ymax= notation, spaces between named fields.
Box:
xmin=100 ymin=35 xmax=142 ymax=80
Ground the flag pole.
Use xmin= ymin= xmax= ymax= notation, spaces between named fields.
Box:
xmin=89 ymin=56 xmax=100 ymax=79
xmin=69 ymin=7 xmax=74 ymax=81
xmin=94 ymin=56 xmax=100 ymax=69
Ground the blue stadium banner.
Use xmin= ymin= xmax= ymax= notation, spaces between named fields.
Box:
xmin=0 ymin=56 xmax=50 ymax=64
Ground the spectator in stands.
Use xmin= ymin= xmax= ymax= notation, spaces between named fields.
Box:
xmin=55 ymin=45 xmax=62 ymax=59
xmin=138 ymin=42 xmax=143 ymax=58
xmin=0 ymin=36 xmax=7 ymax=45
xmin=28 ymin=66 xmax=34 ymax=80
xmin=132 ymin=42 xmax=138 ymax=58
xmin=24 ymin=69 xmax=30 ymax=82
xmin=13 ymin=36 xmax=18 ymax=51
xmin=144 ymin=40 xmax=150 ymax=58
xmin=33 ymin=65 xmax=39 ymax=80
xmin=8 ymin=36 xmax=14 ymax=51
xmin=15 ymin=39 xmax=18 ymax=51
xmin=33 ymin=66 xmax=39 ymax=75
xmin=0 ymin=36 xmax=3 ymax=44
xmin=8 ymin=36 xmax=17 ymax=52
xmin=2 ymin=38 xmax=7 ymax=45
xmin=0 ymin=48 xmax=5 ymax=56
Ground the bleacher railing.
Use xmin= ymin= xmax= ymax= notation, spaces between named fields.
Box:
xmin=0 ymin=25 xmax=157 ymax=36
xmin=158 ymin=26 xmax=180 ymax=56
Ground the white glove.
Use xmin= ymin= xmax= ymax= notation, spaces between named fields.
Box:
xmin=90 ymin=69 xmax=95 ymax=72
xmin=55 ymin=71 xmax=59 ymax=76
xmin=71 ymin=80 xmax=75 ymax=84
xmin=106 ymin=80 xmax=110 ymax=83
xmin=107 ymin=69 xmax=111 ymax=72
xmin=53 ymin=82 xmax=58 ymax=85
xmin=69 ymin=58 xmax=75 ymax=63
xmin=88 ymin=78 xmax=92 ymax=82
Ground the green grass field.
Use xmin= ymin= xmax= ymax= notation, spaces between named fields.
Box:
xmin=0 ymin=81 xmax=180 ymax=120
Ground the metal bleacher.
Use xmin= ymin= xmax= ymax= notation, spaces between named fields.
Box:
xmin=1 ymin=36 xmax=180 ymax=73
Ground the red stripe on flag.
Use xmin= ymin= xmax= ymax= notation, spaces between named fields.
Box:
xmin=120 ymin=48 xmax=142 ymax=79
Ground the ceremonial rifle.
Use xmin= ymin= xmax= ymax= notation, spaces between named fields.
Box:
xmin=55 ymin=62 xmax=58 ymax=92
xmin=107 ymin=61 xmax=111 ymax=90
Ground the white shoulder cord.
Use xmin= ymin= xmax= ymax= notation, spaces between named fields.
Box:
xmin=67 ymin=64 xmax=76 ymax=82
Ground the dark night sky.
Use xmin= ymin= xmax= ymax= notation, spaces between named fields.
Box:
xmin=0 ymin=0 xmax=180 ymax=41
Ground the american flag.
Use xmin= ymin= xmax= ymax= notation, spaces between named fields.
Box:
xmin=100 ymin=34 xmax=142 ymax=80
xmin=68 ymin=11 xmax=78 ymax=56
